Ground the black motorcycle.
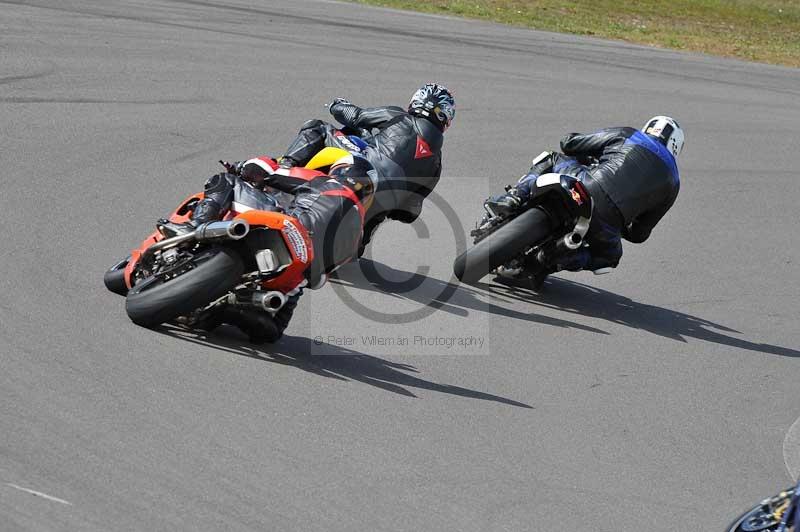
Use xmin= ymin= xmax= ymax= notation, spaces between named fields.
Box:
xmin=727 ymin=479 xmax=798 ymax=531
xmin=453 ymin=172 xmax=593 ymax=287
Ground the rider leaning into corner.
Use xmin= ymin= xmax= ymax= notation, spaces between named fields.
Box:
xmin=161 ymin=153 xmax=379 ymax=344
xmin=485 ymin=116 xmax=684 ymax=286
xmin=159 ymin=84 xmax=455 ymax=343
xmin=279 ymin=83 xmax=455 ymax=254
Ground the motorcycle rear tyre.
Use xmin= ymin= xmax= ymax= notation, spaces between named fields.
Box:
xmin=453 ymin=208 xmax=553 ymax=285
xmin=126 ymin=247 xmax=243 ymax=328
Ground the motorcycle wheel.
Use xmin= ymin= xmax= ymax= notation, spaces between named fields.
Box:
xmin=125 ymin=247 xmax=244 ymax=328
xmin=453 ymin=207 xmax=554 ymax=285
xmin=104 ymin=256 xmax=131 ymax=296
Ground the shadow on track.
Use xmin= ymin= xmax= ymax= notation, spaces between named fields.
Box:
xmin=332 ymin=259 xmax=797 ymax=358
xmin=155 ymin=326 xmax=533 ymax=408
xmin=329 ymin=259 xmax=608 ymax=335
xmin=476 ymin=276 xmax=800 ymax=358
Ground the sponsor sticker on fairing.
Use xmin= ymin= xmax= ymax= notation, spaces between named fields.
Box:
xmin=338 ymin=136 xmax=363 ymax=154
xmin=282 ymin=219 xmax=308 ymax=263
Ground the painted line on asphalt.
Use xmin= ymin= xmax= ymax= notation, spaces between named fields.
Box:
xmin=783 ymin=414 xmax=800 ymax=480
xmin=4 ymin=483 xmax=73 ymax=505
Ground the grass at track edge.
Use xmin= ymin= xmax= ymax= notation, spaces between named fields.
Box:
xmin=350 ymin=0 xmax=800 ymax=68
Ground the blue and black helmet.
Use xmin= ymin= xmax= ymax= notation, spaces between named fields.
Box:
xmin=408 ymin=83 xmax=455 ymax=131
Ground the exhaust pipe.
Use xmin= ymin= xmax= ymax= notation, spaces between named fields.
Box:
xmin=535 ymin=232 xmax=584 ymax=267
xmin=561 ymin=232 xmax=583 ymax=250
xmin=144 ymin=219 xmax=251 ymax=259
xmin=252 ymin=291 xmax=287 ymax=312
xmin=194 ymin=219 xmax=250 ymax=242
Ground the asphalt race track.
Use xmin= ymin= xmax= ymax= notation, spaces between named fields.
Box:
xmin=1 ymin=1 xmax=799 ymax=530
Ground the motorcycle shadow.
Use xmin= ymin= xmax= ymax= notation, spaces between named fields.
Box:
xmin=329 ymin=259 xmax=609 ymax=335
xmin=478 ymin=276 xmax=800 ymax=358
xmin=154 ymin=325 xmax=533 ymax=408
xmin=333 ymin=259 xmax=798 ymax=358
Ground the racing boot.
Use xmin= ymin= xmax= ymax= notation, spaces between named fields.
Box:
xmin=157 ymin=198 xmax=221 ymax=238
xmin=494 ymin=266 xmax=550 ymax=292
xmin=185 ymin=307 xmax=226 ymax=332
xmin=495 ymin=246 xmax=551 ymax=291
xmin=586 ymin=255 xmax=617 ymax=275
xmin=219 ymin=307 xmax=281 ymax=345
xmin=484 ymin=189 xmax=522 ymax=218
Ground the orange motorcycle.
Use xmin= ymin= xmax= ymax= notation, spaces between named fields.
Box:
xmin=103 ymin=153 xmax=345 ymax=329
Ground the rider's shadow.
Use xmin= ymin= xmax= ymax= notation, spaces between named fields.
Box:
xmin=154 ymin=325 xmax=533 ymax=408
xmin=329 ymin=259 xmax=609 ymax=335
xmin=332 ymin=259 xmax=798 ymax=358
xmin=477 ymin=276 xmax=800 ymax=358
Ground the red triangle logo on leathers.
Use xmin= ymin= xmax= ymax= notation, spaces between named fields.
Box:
xmin=414 ymin=136 xmax=433 ymax=159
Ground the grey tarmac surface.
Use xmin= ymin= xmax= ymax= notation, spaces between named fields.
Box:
xmin=1 ymin=0 xmax=799 ymax=530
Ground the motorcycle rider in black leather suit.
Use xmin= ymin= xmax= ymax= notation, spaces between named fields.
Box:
xmin=486 ymin=116 xmax=683 ymax=284
xmin=160 ymin=154 xmax=377 ymax=344
xmin=280 ymin=83 xmax=455 ymax=253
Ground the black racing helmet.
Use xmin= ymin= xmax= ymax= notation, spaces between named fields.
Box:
xmin=408 ymin=83 xmax=455 ymax=131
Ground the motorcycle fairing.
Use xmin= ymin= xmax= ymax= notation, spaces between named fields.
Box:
xmin=528 ymin=173 xmax=593 ymax=241
xmin=305 ymin=147 xmax=352 ymax=170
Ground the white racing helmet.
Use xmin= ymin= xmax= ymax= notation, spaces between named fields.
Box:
xmin=642 ymin=116 xmax=684 ymax=158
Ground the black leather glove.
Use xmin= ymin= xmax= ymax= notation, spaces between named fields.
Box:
xmin=219 ymin=160 xmax=244 ymax=175
xmin=239 ymin=161 xmax=272 ymax=188
xmin=328 ymin=97 xmax=350 ymax=110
